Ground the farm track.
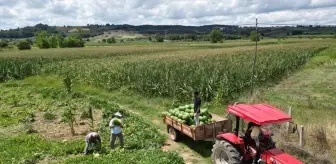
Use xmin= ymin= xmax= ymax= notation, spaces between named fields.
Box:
xmin=120 ymin=105 xmax=208 ymax=164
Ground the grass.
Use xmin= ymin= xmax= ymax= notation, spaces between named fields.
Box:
xmin=0 ymin=134 xmax=83 ymax=163
xmin=238 ymin=46 xmax=336 ymax=163
xmin=0 ymin=77 xmax=184 ymax=164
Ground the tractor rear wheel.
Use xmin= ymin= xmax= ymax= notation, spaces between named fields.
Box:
xmin=212 ymin=140 xmax=240 ymax=164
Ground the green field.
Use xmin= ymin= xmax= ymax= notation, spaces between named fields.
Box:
xmin=0 ymin=38 xmax=335 ymax=163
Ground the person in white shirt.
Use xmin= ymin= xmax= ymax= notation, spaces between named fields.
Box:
xmin=109 ymin=112 xmax=124 ymax=149
xmin=246 ymin=122 xmax=263 ymax=164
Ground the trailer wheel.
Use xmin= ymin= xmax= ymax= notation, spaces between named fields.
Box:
xmin=168 ymin=126 xmax=179 ymax=141
xmin=211 ymin=140 xmax=240 ymax=164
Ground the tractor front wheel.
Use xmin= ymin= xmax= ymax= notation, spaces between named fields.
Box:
xmin=212 ymin=140 xmax=240 ymax=164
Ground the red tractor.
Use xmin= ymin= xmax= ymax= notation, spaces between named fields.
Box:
xmin=211 ymin=104 xmax=303 ymax=164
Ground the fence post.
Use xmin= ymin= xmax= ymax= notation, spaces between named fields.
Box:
xmin=299 ymin=125 xmax=304 ymax=148
xmin=285 ymin=107 xmax=292 ymax=133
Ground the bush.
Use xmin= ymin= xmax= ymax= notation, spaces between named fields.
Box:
xmin=250 ymin=31 xmax=262 ymax=42
xmin=0 ymin=41 xmax=8 ymax=48
xmin=17 ymin=40 xmax=31 ymax=50
xmin=107 ymin=37 xmax=116 ymax=43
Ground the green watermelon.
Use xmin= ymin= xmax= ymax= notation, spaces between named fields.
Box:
xmin=178 ymin=106 xmax=185 ymax=111
xmin=190 ymin=125 xmax=195 ymax=128
xmin=113 ymin=118 xmax=122 ymax=126
xmin=182 ymin=114 xmax=188 ymax=120
xmin=201 ymin=108 xmax=208 ymax=115
xmin=200 ymin=122 xmax=204 ymax=125
xmin=178 ymin=113 xmax=183 ymax=119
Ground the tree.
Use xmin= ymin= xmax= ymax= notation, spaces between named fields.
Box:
xmin=102 ymin=39 xmax=106 ymax=43
xmin=155 ymin=34 xmax=164 ymax=42
xmin=49 ymin=35 xmax=58 ymax=48
xmin=17 ymin=40 xmax=31 ymax=50
xmin=148 ymin=36 xmax=152 ymax=42
xmin=250 ymin=31 xmax=262 ymax=42
xmin=35 ymin=31 xmax=50 ymax=48
xmin=57 ymin=34 xmax=65 ymax=48
xmin=107 ymin=37 xmax=116 ymax=43
xmin=63 ymin=36 xmax=84 ymax=48
xmin=292 ymin=30 xmax=303 ymax=35
xmin=210 ymin=28 xmax=224 ymax=43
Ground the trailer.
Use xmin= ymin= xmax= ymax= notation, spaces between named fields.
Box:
xmin=163 ymin=114 xmax=232 ymax=141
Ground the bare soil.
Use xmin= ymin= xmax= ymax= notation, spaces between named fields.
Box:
xmin=32 ymin=110 xmax=102 ymax=141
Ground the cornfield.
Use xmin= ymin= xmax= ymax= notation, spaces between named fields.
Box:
xmin=0 ymin=43 xmax=329 ymax=103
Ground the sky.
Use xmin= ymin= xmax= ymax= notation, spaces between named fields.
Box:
xmin=0 ymin=0 xmax=336 ymax=30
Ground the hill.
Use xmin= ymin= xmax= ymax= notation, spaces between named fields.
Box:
xmin=1 ymin=23 xmax=335 ymax=39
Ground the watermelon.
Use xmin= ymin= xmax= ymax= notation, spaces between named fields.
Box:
xmin=178 ymin=106 xmax=185 ymax=111
xmin=200 ymin=122 xmax=204 ymax=125
xmin=190 ymin=125 xmax=195 ymax=128
xmin=182 ymin=114 xmax=188 ymax=120
xmin=201 ymin=108 xmax=208 ymax=115
xmin=113 ymin=118 xmax=122 ymax=126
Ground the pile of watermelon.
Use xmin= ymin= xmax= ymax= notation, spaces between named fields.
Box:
xmin=162 ymin=104 xmax=215 ymax=127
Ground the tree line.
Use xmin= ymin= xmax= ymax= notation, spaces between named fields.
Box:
xmin=35 ymin=31 xmax=84 ymax=49
xmin=1 ymin=23 xmax=335 ymax=39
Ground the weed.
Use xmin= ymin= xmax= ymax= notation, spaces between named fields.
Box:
xmin=310 ymin=126 xmax=330 ymax=152
xmin=43 ymin=111 xmax=56 ymax=120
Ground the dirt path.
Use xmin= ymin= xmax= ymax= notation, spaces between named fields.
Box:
xmin=120 ymin=105 xmax=208 ymax=164
xmin=211 ymin=113 xmax=226 ymax=121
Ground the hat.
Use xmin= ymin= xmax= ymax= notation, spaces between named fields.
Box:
xmin=114 ymin=112 xmax=122 ymax=117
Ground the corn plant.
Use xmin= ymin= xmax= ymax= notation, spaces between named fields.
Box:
xmin=61 ymin=106 xmax=76 ymax=136
xmin=63 ymin=74 xmax=72 ymax=94
xmin=80 ymin=106 xmax=94 ymax=131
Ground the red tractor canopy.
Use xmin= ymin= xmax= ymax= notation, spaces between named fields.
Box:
xmin=227 ymin=104 xmax=291 ymax=125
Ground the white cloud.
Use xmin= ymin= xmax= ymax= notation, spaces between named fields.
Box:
xmin=0 ymin=0 xmax=335 ymax=29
